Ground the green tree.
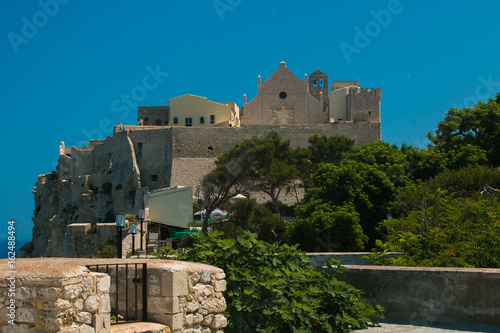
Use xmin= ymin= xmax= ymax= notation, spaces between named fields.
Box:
xmin=400 ymin=144 xmax=447 ymax=182
xmin=346 ymin=141 xmax=409 ymax=188
xmin=291 ymin=160 xmax=395 ymax=250
xmin=244 ymin=132 xmax=306 ymax=214
xmin=288 ymin=202 xmax=367 ymax=251
xmin=427 ymin=96 xmax=500 ymax=167
xmin=217 ymin=199 xmax=287 ymax=244
xmin=308 ymin=135 xmax=355 ymax=165
xmin=375 ymin=166 xmax=500 ymax=268
xmin=200 ymin=145 xmax=256 ymax=234
xmin=179 ymin=231 xmax=383 ymax=332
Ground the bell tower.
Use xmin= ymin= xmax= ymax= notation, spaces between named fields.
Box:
xmin=308 ymin=68 xmax=328 ymax=102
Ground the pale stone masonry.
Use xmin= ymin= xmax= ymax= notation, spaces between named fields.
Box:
xmin=0 ymin=259 xmax=111 ymax=332
xmin=0 ymin=258 xmax=227 ymax=332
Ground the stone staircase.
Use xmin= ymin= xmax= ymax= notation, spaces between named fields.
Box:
xmin=110 ymin=322 xmax=170 ymax=333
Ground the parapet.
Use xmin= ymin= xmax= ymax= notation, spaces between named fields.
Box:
xmin=348 ymin=86 xmax=381 ymax=101
xmin=0 ymin=258 xmax=227 ymax=332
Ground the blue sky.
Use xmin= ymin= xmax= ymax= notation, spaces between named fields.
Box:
xmin=1 ymin=0 xmax=500 ymax=249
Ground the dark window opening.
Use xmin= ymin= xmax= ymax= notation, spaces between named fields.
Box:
xmin=173 ymin=117 xmax=178 ymax=125
xmin=200 ymin=116 xmax=205 ymax=124
xmin=208 ymin=146 xmax=213 ymax=150
xmin=369 ymin=112 xmax=371 ymax=116
xmin=279 ymin=91 xmax=287 ymax=99
xmin=185 ymin=118 xmax=192 ymax=127
xmin=137 ymin=142 xmax=143 ymax=157
xmin=210 ymin=115 xmax=215 ymax=124
xmin=150 ymin=175 xmax=158 ymax=182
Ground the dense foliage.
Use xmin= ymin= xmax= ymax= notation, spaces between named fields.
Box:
xmin=179 ymin=231 xmax=383 ymax=332
xmin=371 ymin=166 xmax=500 ymax=268
xmin=216 ymin=199 xmax=287 ymax=244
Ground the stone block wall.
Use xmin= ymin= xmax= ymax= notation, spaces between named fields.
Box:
xmin=146 ymin=262 xmax=227 ymax=333
xmin=1 ymin=259 xmax=227 ymax=332
xmin=0 ymin=260 xmax=110 ymax=333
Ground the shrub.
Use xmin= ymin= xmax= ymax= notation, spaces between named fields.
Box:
xmin=96 ymin=242 xmax=117 ymax=258
xmin=179 ymin=231 xmax=383 ymax=332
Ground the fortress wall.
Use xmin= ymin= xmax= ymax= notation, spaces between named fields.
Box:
xmin=129 ymin=128 xmax=173 ymax=191
xmin=347 ymin=87 xmax=381 ymax=122
xmin=335 ymin=265 xmax=500 ymax=329
xmin=171 ymin=123 xmax=380 ymax=159
xmin=70 ymin=147 xmax=94 ymax=177
xmin=170 ymin=157 xmax=217 ymax=197
xmin=168 ymin=123 xmax=379 ymax=204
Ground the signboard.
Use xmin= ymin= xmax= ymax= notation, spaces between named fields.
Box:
xmin=144 ymin=186 xmax=193 ymax=228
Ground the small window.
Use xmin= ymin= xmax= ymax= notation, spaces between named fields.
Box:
xmin=173 ymin=117 xmax=178 ymax=125
xmin=200 ymin=116 xmax=205 ymax=124
xmin=137 ymin=142 xmax=143 ymax=157
xmin=210 ymin=115 xmax=215 ymax=124
xmin=185 ymin=117 xmax=192 ymax=127
xmin=320 ymin=79 xmax=324 ymax=88
xmin=313 ymin=78 xmax=317 ymax=87
xmin=279 ymin=91 xmax=287 ymax=99
xmin=150 ymin=175 xmax=158 ymax=182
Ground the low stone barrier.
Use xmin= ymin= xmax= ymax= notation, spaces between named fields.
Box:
xmin=306 ymin=252 xmax=403 ymax=266
xmin=0 ymin=258 xmax=227 ymax=333
xmin=0 ymin=259 xmax=110 ymax=333
xmin=333 ymin=265 xmax=500 ymax=330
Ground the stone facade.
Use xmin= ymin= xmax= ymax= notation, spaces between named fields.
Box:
xmin=242 ymin=62 xmax=324 ymax=125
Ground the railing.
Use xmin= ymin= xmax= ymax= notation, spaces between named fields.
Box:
xmin=86 ymin=263 xmax=148 ymax=324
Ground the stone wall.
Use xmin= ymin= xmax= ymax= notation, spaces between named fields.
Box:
xmin=0 ymin=259 xmax=111 ymax=333
xmin=171 ymin=123 xmax=380 ymax=158
xmin=0 ymin=259 xmax=227 ymax=333
xmin=137 ymin=106 xmax=170 ymax=126
xmin=333 ymin=265 xmax=500 ymax=329
xmin=347 ymin=87 xmax=381 ymax=122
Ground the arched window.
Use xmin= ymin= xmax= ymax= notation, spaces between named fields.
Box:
xmin=313 ymin=79 xmax=317 ymax=87
xmin=320 ymin=79 xmax=324 ymax=88
xmin=200 ymin=116 xmax=205 ymax=124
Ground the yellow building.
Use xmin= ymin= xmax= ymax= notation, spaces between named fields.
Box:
xmin=168 ymin=94 xmax=240 ymax=127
